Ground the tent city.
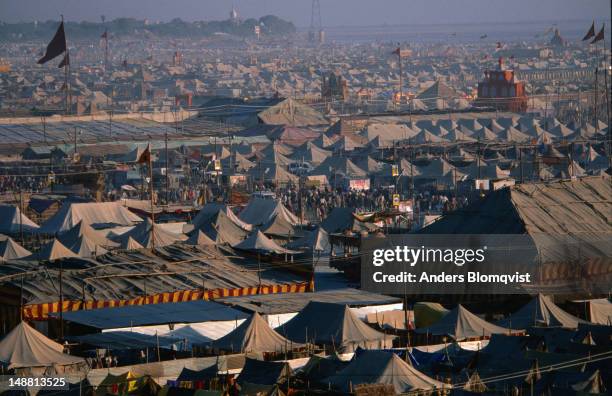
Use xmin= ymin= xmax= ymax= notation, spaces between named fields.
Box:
xmin=0 ymin=0 xmax=610 ymax=395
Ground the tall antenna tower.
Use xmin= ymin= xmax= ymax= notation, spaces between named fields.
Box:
xmin=309 ymin=0 xmax=324 ymax=44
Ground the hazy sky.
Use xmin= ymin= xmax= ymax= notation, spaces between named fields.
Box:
xmin=0 ymin=0 xmax=609 ymax=27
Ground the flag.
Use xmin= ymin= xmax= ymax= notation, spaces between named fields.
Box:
xmin=101 ymin=29 xmax=108 ymax=39
xmin=137 ymin=144 xmax=151 ymax=164
xmin=37 ymin=21 xmax=66 ymax=64
xmin=58 ymin=52 xmax=69 ymax=68
xmin=582 ymin=21 xmax=595 ymax=41
xmin=392 ymin=47 xmax=400 ymax=56
xmin=591 ymin=24 xmax=605 ymax=44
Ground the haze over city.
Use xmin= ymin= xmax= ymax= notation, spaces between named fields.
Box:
xmin=0 ymin=0 xmax=610 ymax=26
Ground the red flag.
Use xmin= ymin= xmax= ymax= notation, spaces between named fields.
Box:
xmin=591 ymin=24 xmax=605 ymax=44
xmin=392 ymin=47 xmax=400 ymax=56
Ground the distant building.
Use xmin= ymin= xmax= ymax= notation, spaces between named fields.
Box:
xmin=475 ymin=57 xmax=528 ymax=113
xmin=321 ymin=72 xmax=348 ymax=101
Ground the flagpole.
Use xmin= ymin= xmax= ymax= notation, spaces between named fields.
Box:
xmin=148 ymin=144 xmax=155 ymax=250
xmin=602 ymin=30 xmax=611 ymax=168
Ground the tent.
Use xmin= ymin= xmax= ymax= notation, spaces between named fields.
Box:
xmin=311 ymin=156 xmax=367 ymax=179
xmin=211 ymin=312 xmax=303 ymax=353
xmin=581 ymin=299 xmax=611 ymax=325
xmin=68 ymin=331 xmax=182 ymax=350
xmin=234 ymin=231 xmax=299 ymax=255
xmin=191 ymin=210 xmax=248 ymax=246
xmin=122 ymin=236 xmax=144 ymax=250
xmin=97 ymin=371 xmax=159 ymax=396
xmin=415 ymin=305 xmax=518 ymax=340
xmin=290 ymin=142 xmax=332 ymax=165
xmin=186 ymin=230 xmax=217 ymax=246
xmin=320 ymin=207 xmax=378 ymax=234
xmin=64 ymin=235 xmax=108 ymax=257
xmin=498 ymin=294 xmax=588 ymax=329
xmin=32 ymin=238 xmax=79 ymax=261
xmin=239 ymin=198 xmax=299 ymax=227
xmin=277 ymin=301 xmax=395 ymax=352
xmin=286 ymin=227 xmax=330 ymax=252
xmin=58 ymin=220 xmax=118 ymax=248
xmin=39 ymin=202 xmax=141 ymax=234
xmin=113 ymin=218 xmax=187 ymax=249
xmin=236 ymin=358 xmax=292 ymax=390
xmin=0 ymin=236 xmax=31 ymax=261
xmin=325 ymin=350 xmax=445 ymax=394
xmin=298 ymin=354 xmax=348 ymax=381
xmin=0 ymin=204 xmax=39 ymax=234
xmin=191 ymin=204 xmax=252 ymax=232
xmin=257 ymin=98 xmax=327 ymax=127
xmin=413 ymin=302 xmax=450 ymax=328
xmin=176 ymin=365 xmax=219 ymax=382
xmin=0 ymin=322 xmax=84 ymax=372
xmin=248 ymin=163 xmax=298 ymax=185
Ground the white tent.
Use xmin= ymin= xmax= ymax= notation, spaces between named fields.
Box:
xmin=0 ymin=205 xmax=39 ymax=234
xmin=39 ymin=202 xmax=142 ymax=234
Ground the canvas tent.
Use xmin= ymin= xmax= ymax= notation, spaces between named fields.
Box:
xmin=237 ymin=358 xmax=292 ymax=393
xmin=186 ymin=230 xmax=217 ymax=246
xmin=320 ymin=207 xmax=378 ymax=234
xmin=32 ymin=238 xmax=79 ymax=261
xmin=191 ymin=204 xmax=252 ymax=232
xmin=415 ymin=305 xmax=518 ymax=340
xmin=0 ymin=322 xmax=84 ymax=373
xmin=238 ymin=198 xmax=299 ymax=227
xmin=211 ymin=312 xmax=303 ymax=353
xmin=286 ymin=227 xmax=330 ymax=252
xmin=257 ymin=98 xmax=327 ymax=127
xmin=0 ymin=236 xmax=31 ymax=261
xmin=113 ymin=218 xmax=187 ymax=249
xmin=0 ymin=204 xmax=39 ymax=234
xmin=39 ymin=202 xmax=141 ymax=234
xmin=325 ymin=350 xmax=445 ymax=394
xmin=277 ymin=301 xmax=395 ymax=352
xmin=498 ymin=294 xmax=588 ymax=329
xmin=413 ymin=302 xmax=450 ymax=328
xmin=191 ymin=210 xmax=248 ymax=246
xmin=58 ymin=220 xmax=118 ymax=248
xmin=234 ymin=231 xmax=299 ymax=255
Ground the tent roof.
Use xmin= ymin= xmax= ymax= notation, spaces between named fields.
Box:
xmin=114 ymin=218 xmax=186 ymax=249
xmin=194 ymin=209 xmax=249 ymax=246
xmin=0 ymin=237 xmax=32 ymax=261
xmin=58 ymin=220 xmax=118 ymax=248
xmin=186 ymin=230 xmax=217 ymax=246
xmin=56 ymin=299 xmax=249 ymax=329
xmin=239 ymin=198 xmax=298 ymax=227
xmin=39 ymin=202 xmax=141 ymax=234
xmin=33 ymin=238 xmax=79 ymax=261
xmin=0 ymin=205 xmax=39 ymax=234
xmin=64 ymin=235 xmax=108 ymax=257
xmin=68 ymin=331 xmax=181 ymax=350
xmin=192 ymin=204 xmax=252 ymax=232
xmin=326 ymin=350 xmax=445 ymax=394
xmin=237 ymin=357 xmax=292 ymax=386
xmin=498 ymin=294 xmax=587 ymax=329
xmin=248 ymin=163 xmax=299 ymax=184
xmin=0 ymin=322 xmax=84 ymax=369
xmin=257 ymin=98 xmax=327 ymax=127
xmin=320 ymin=207 xmax=378 ymax=234
xmin=311 ymin=156 xmax=367 ymax=179
xmin=286 ymin=227 xmax=330 ymax=252
xmin=234 ymin=231 xmax=299 ymax=255
xmin=415 ymin=305 xmax=517 ymax=340
xmin=212 ymin=312 xmax=303 ymax=353
xmin=277 ymin=301 xmax=395 ymax=352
